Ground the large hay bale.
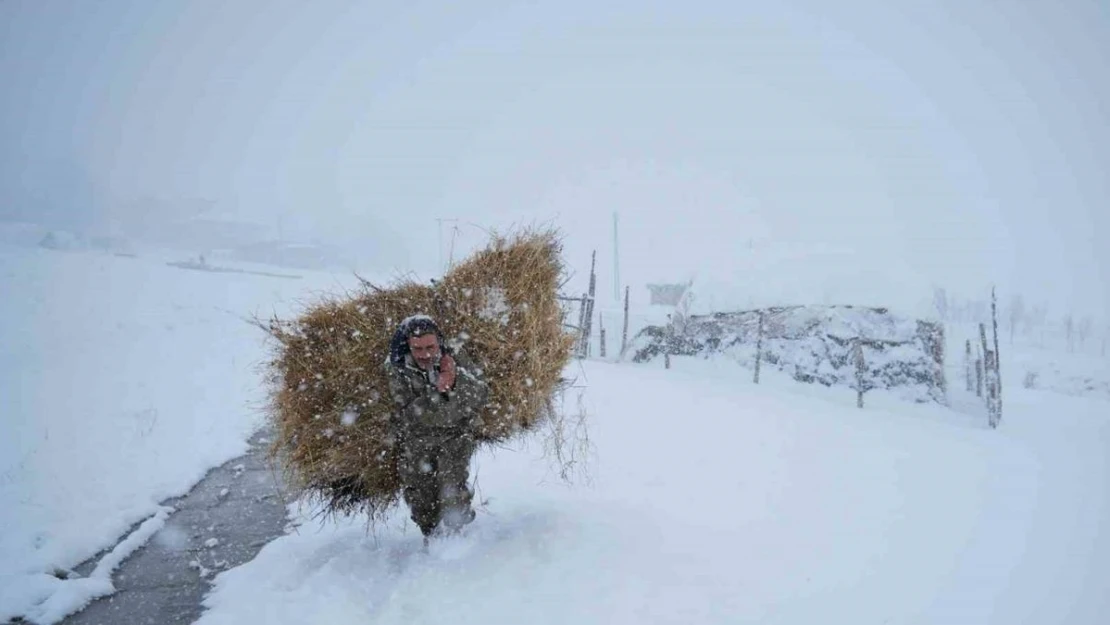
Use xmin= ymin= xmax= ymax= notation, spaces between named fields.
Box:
xmin=265 ymin=229 xmax=576 ymax=519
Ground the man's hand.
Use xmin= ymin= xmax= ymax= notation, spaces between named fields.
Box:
xmin=436 ymin=353 xmax=457 ymax=392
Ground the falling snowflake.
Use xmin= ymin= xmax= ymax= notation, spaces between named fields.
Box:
xmin=340 ymin=409 xmax=358 ymax=426
xmin=479 ymin=288 xmax=511 ymax=325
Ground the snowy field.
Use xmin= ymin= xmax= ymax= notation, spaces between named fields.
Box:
xmin=3 ymin=242 xmax=1108 ymax=624
xmin=196 ymin=358 xmax=1109 ymax=624
xmin=0 ymin=244 xmax=362 ymax=622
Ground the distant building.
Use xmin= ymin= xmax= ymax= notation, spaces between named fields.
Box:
xmin=109 ymin=201 xmax=268 ymax=251
xmin=230 ymin=240 xmax=352 ymax=271
xmin=647 ymin=282 xmax=690 ymax=306
xmin=168 ymin=216 xmax=268 ymax=250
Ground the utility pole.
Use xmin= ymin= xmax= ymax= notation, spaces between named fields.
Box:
xmin=436 ymin=218 xmax=445 ymax=273
xmin=447 ymin=223 xmax=461 ymax=269
xmin=435 ymin=217 xmax=459 ymax=273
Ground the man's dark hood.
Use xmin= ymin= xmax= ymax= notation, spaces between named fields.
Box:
xmin=388 ymin=315 xmax=450 ymax=368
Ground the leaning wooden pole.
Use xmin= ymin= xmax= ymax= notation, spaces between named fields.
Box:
xmin=584 ymin=251 xmax=597 ymax=357
xmin=576 ymin=293 xmax=588 ymax=358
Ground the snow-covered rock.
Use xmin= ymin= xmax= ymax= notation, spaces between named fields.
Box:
xmin=629 ymin=305 xmax=946 ymax=403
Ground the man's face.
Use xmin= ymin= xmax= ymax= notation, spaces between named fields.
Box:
xmin=407 ymin=334 xmax=440 ymax=369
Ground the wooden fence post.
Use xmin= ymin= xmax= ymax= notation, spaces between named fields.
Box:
xmin=754 ymin=311 xmax=765 ymax=384
xmin=664 ymin=314 xmax=672 ymax=369
xmin=976 ymin=355 xmax=983 ymax=398
xmin=620 ymin=286 xmax=630 ymax=359
xmin=599 ymin=313 xmax=607 ymax=359
xmin=965 ymin=339 xmax=973 ymax=392
xmin=991 ymin=287 xmax=1003 ymax=425
xmin=854 ymin=338 xmax=867 ymax=408
xmin=980 ymin=322 xmax=998 ymax=427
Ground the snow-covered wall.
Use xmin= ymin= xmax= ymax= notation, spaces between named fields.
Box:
xmin=629 ymin=305 xmax=946 ymax=403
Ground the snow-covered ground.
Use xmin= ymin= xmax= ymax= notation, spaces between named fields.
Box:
xmin=195 ymin=356 xmax=1108 ymax=624
xmin=0 ymin=244 xmax=362 ymax=622
xmin=997 ymin=337 xmax=1110 ymax=403
xmin=4 ymin=242 xmax=1107 ymax=624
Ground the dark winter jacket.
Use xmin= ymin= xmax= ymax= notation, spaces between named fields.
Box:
xmin=385 ymin=350 xmax=490 ymax=435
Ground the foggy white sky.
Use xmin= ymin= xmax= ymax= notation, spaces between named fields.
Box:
xmin=2 ymin=0 xmax=1107 ymax=316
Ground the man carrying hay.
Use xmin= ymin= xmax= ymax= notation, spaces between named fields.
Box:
xmin=266 ymin=230 xmax=576 ymax=531
xmin=385 ymin=315 xmax=490 ymax=539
